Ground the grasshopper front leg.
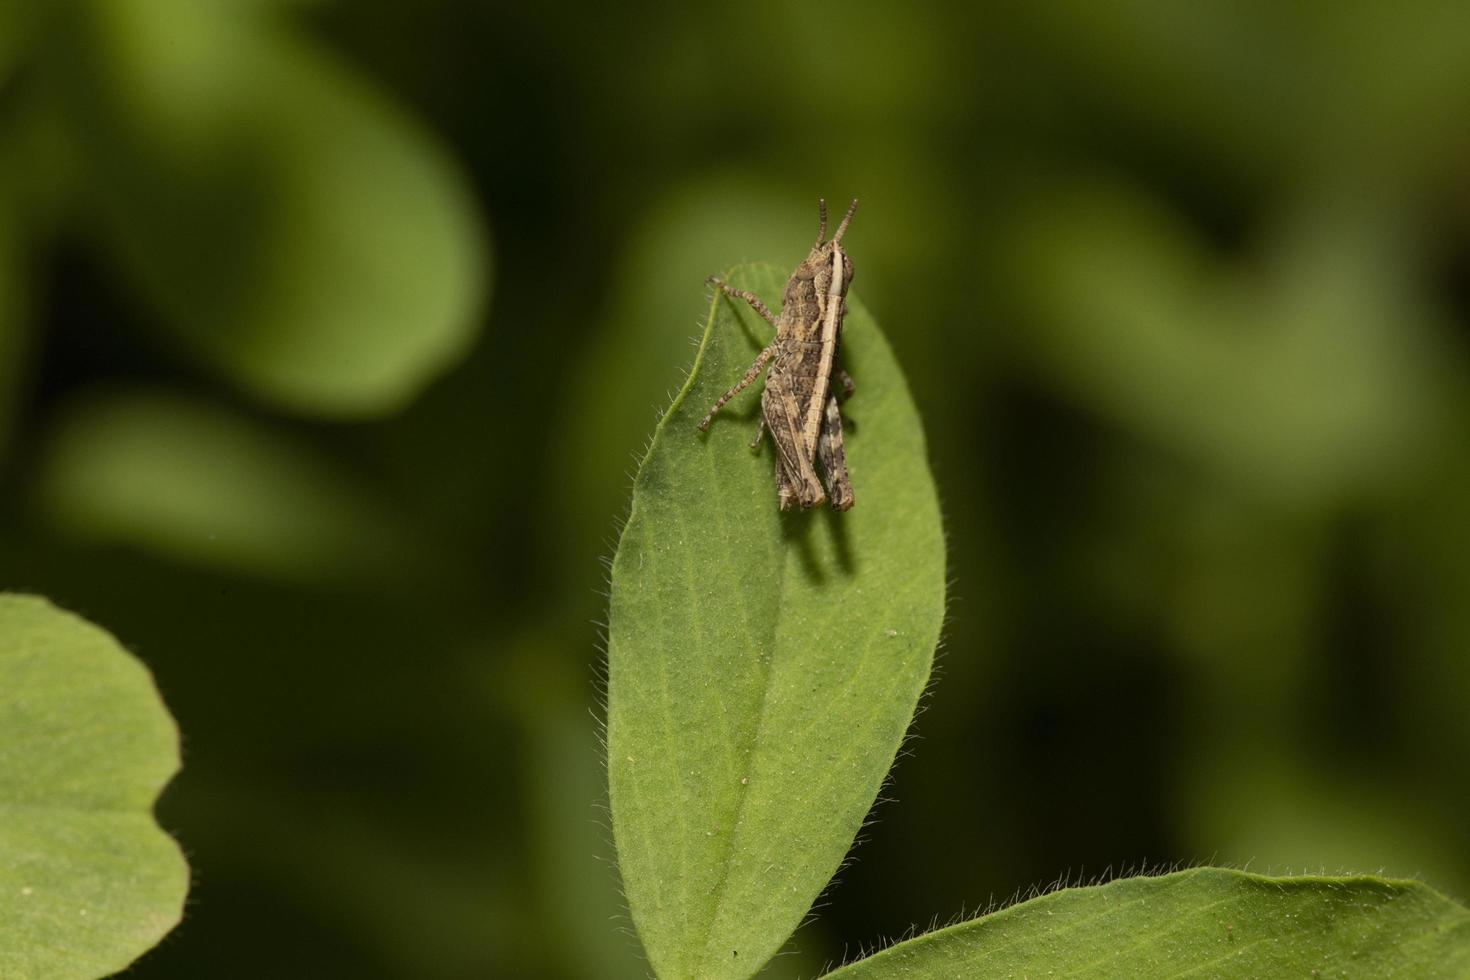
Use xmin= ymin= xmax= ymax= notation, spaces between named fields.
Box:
xmin=705 ymin=276 xmax=778 ymax=327
xmin=698 ymin=278 xmax=783 ymax=432
xmin=697 ymin=342 xmax=778 ymax=432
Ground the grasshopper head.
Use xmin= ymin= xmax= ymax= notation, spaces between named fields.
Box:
xmin=809 ymin=197 xmax=857 ymax=297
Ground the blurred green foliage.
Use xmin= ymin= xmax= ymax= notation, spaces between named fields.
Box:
xmin=2 ymin=1 xmax=1470 ymax=977
xmin=57 ymin=0 xmax=488 ymax=416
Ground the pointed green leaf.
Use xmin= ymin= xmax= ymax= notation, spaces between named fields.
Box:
xmin=0 ymin=594 xmax=188 ymax=980
xmin=607 ymin=263 xmax=946 ymax=980
xmin=824 ymin=867 xmax=1470 ymax=979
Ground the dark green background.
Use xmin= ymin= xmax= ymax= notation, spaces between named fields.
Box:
xmin=4 ymin=2 xmax=1470 ymax=977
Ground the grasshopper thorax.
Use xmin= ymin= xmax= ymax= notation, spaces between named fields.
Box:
xmin=782 ymin=199 xmax=857 ymax=328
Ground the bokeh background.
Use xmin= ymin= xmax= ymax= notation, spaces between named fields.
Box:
xmin=4 ymin=1 xmax=1470 ymax=976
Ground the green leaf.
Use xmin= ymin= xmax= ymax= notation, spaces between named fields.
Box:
xmin=1000 ymin=180 xmax=1447 ymax=505
xmin=0 ymin=594 xmax=188 ymax=980
xmin=32 ymin=387 xmax=419 ymax=587
xmin=59 ymin=0 xmax=488 ymax=417
xmin=823 ymin=867 xmax=1470 ymax=979
xmin=607 ymin=263 xmax=946 ymax=980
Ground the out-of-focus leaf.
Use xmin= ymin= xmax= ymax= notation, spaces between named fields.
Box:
xmin=607 ymin=264 xmax=946 ymax=980
xmin=0 ymin=594 xmax=188 ymax=979
xmin=823 ymin=868 xmax=1470 ymax=979
xmin=1001 ymin=180 xmax=1449 ymax=505
xmin=58 ymin=0 xmax=488 ymax=416
xmin=33 ymin=388 xmax=416 ymax=585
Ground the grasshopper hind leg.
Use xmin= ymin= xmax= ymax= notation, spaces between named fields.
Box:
xmin=766 ymin=385 xmax=826 ymax=510
xmin=816 ymin=394 xmax=854 ymax=511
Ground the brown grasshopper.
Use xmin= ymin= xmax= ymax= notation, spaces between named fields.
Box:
xmin=697 ymin=199 xmax=857 ymax=511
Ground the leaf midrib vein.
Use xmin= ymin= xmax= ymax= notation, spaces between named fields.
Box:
xmin=691 ymin=281 xmax=789 ymax=977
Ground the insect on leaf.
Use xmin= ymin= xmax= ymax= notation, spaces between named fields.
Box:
xmin=607 ymin=263 xmax=946 ymax=980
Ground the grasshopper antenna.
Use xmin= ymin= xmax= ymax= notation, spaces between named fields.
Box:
xmin=832 ymin=198 xmax=858 ymax=243
xmin=815 ymin=198 xmax=828 ymax=244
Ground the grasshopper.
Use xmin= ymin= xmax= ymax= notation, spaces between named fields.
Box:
xmin=697 ymin=199 xmax=857 ymax=511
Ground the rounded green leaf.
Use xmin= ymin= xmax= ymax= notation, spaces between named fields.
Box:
xmin=0 ymin=594 xmax=188 ymax=979
xmin=607 ymin=263 xmax=946 ymax=980
xmin=824 ymin=867 xmax=1470 ymax=979
xmin=60 ymin=0 xmax=488 ymax=416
